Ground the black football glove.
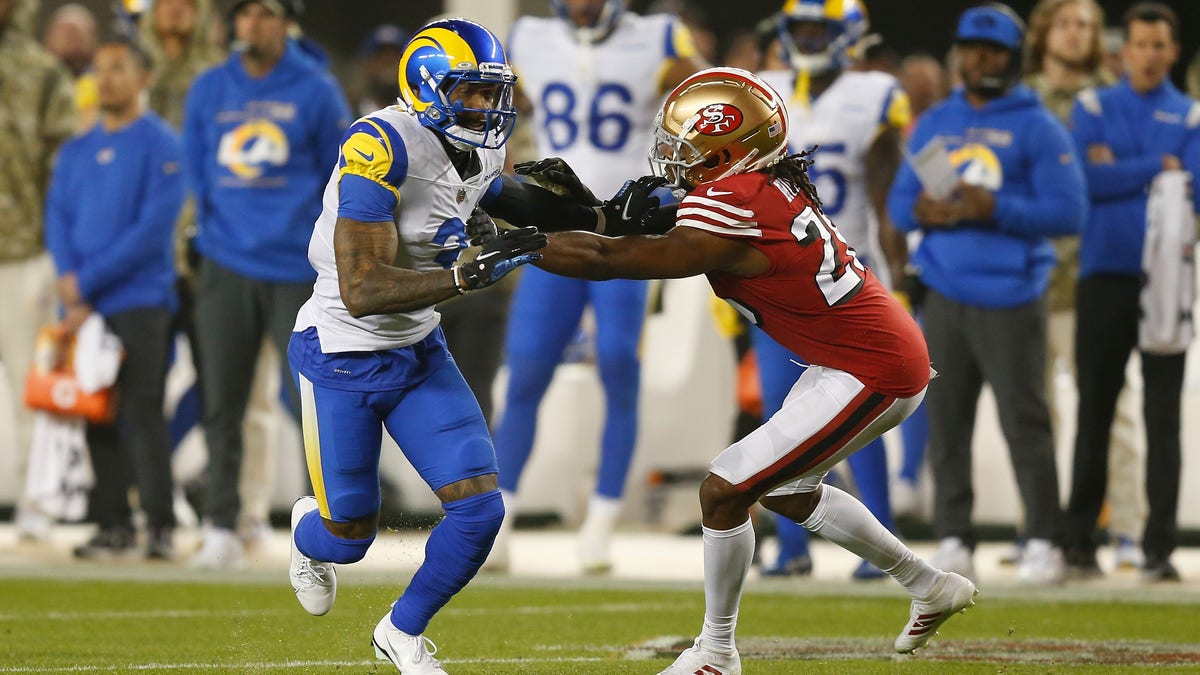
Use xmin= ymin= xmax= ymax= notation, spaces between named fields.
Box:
xmin=597 ymin=175 xmax=669 ymax=237
xmin=514 ymin=157 xmax=601 ymax=206
xmin=464 ymin=208 xmax=499 ymax=246
xmin=453 ymin=226 xmax=548 ymax=293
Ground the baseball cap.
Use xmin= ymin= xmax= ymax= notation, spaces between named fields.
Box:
xmin=230 ymin=0 xmax=301 ymax=18
xmin=955 ymin=3 xmax=1024 ymax=50
xmin=359 ymin=24 xmax=408 ymax=57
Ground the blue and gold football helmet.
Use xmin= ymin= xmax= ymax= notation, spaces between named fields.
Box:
xmin=777 ymin=0 xmax=868 ymax=75
xmin=551 ymin=0 xmax=624 ymax=42
xmin=397 ymin=18 xmax=517 ymax=150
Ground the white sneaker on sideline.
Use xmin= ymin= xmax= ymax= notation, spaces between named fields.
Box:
xmin=891 ymin=478 xmax=918 ymax=518
xmin=931 ymin=537 xmax=976 ymax=582
xmin=188 ymin=526 xmax=245 ymax=569
xmin=371 ymin=613 xmax=448 ymax=674
xmin=1113 ymin=536 xmax=1143 ymax=570
xmin=240 ymin=519 xmax=273 ymax=552
xmin=289 ymin=497 xmax=336 ymax=616
xmin=14 ymin=506 xmax=53 ymax=542
xmin=657 ymin=637 xmax=740 ymax=675
xmin=1017 ymin=538 xmax=1065 ymax=585
xmin=894 ymin=571 xmax=978 ymax=653
xmin=578 ymin=520 xmax=614 ymax=575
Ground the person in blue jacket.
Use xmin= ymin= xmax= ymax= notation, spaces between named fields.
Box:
xmin=887 ymin=3 xmax=1086 ymax=586
xmin=44 ymin=38 xmax=186 ymax=560
xmin=1064 ymin=2 xmax=1199 ymax=583
xmin=182 ymin=0 xmax=350 ymax=568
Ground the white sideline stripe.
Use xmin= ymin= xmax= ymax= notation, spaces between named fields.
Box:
xmin=0 ymin=602 xmax=673 ymax=622
xmin=444 ymin=601 xmax=675 ymax=616
xmin=0 ymin=609 xmax=289 ymax=621
xmin=0 ymin=657 xmax=605 ymax=673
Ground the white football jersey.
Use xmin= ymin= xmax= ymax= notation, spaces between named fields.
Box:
xmin=295 ymin=107 xmax=505 ymax=352
xmin=509 ymin=13 xmax=688 ymax=196
xmin=758 ymin=69 xmax=909 ymax=266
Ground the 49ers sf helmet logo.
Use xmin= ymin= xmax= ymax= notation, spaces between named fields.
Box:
xmin=694 ymin=103 xmax=743 ymax=136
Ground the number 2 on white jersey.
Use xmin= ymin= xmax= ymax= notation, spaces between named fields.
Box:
xmin=790 ymin=205 xmax=865 ymax=306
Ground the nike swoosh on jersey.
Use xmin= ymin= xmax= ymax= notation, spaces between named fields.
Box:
xmin=356 ymin=148 xmax=375 ymax=161
xmin=707 ymin=188 xmax=734 ymax=196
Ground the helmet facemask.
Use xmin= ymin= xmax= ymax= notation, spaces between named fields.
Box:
xmin=419 ymin=63 xmax=517 ymax=151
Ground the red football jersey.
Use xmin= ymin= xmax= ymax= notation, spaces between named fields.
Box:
xmin=677 ymin=171 xmax=930 ymax=398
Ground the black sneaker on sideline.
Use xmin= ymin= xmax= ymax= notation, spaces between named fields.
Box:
xmin=1063 ymin=547 xmax=1103 ymax=579
xmin=1141 ymin=558 xmax=1181 ymax=582
xmin=145 ymin=528 xmax=175 ymax=561
xmin=73 ymin=528 xmax=137 ymax=559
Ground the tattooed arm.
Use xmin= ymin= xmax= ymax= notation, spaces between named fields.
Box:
xmin=334 ymin=216 xmax=459 ymax=317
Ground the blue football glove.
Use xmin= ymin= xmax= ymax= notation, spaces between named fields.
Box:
xmin=453 ymin=226 xmax=548 ymax=293
xmin=597 ymin=175 xmax=669 ymax=237
xmin=514 ymin=157 xmax=601 ymax=206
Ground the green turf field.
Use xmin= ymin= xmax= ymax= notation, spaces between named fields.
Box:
xmin=3 ymin=572 xmax=1199 ymax=674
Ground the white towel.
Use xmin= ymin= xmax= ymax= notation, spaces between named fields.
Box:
xmin=73 ymin=313 xmax=123 ymax=394
xmin=24 ymin=412 xmax=93 ymax=522
xmin=1139 ymin=170 xmax=1196 ymax=355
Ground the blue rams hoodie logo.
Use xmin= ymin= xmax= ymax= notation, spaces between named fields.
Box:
xmin=949 ymin=143 xmax=1003 ymax=191
xmin=217 ymin=119 xmax=290 ymax=179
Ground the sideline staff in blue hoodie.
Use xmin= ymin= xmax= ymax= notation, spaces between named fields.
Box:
xmin=44 ymin=38 xmax=185 ymax=559
xmin=1064 ymin=2 xmax=1199 ymax=583
xmin=888 ymin=3 xmax=1086 ymax=584
xmin=182 ymin=0 xmax=350 ymax=568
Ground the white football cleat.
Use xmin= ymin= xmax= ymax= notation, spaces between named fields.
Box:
xmin=372 ymin=613 xmax=448 ymax=674
xmin=289 ymin=497 xmax=336 ymax=616
xmin=657 ymin=637 xmax=741 ymax=675
xmin=894 ymin=571 xmax=978 ymax=654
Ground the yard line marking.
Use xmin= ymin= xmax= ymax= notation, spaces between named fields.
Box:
xmin=0 ymin=657 xmax=606 ymax=673
xmin=0 ymin=661 xmax=376 ymax=673
xmin=0 ymin=609 xmax=289 ymax=621
xmin=0 ymin=602 xmax=673 ymax=622
xmin=443 ymin=601 xmax=676 ymax=616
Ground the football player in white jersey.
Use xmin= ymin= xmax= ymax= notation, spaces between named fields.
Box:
xmin=754 ymin=0 xmax=913 ymax=580
xmin=488 ymin=0 xmax=705 ymax=574
xmin=281 ymin=18 xmax=667 ymax=673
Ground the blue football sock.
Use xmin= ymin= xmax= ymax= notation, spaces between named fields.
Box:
xmin=390 ymin=490 xmax=504 ymax=635
xmin=899 ymin=399 xmax=928 ymax=483
xmin=294 ymin=509 xmax=375 ymax=564
xmin=772 ymin=512 xmax=810 ymax=565
xmin=595 ymin=352 xmax=639 ymax=499
xmin=493 ymin=353 xmax=557 ymax=493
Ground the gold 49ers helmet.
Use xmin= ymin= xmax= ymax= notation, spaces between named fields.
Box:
xmin=649 ymin=67 xmax=789 ymax=189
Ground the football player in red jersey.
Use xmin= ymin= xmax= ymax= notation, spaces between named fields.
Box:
xmin=529 ymin=67 xmax=978 ymax=673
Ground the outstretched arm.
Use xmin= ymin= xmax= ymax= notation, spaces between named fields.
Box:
xmin=535 ymin=226 xmax=766 ymax=281
xmin=335 ymin=218 xmax=546 ymax=317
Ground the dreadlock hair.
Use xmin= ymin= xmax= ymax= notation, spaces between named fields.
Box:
xmin=764 ymin=146 xmax=822 ymax=206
